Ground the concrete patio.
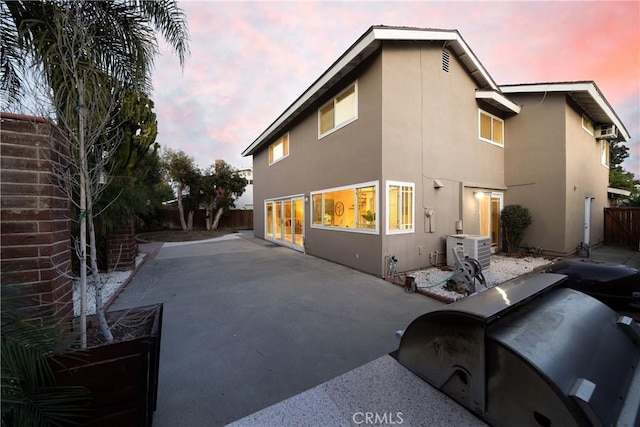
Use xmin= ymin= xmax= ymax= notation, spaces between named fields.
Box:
xmin=109 ymin=232 xmax=445 ymax=426
xmin=109 ymin=233 xmax=639 ymax=426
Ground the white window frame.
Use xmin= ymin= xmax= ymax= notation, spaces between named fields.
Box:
xmin=582 ymin=114 xmax=595 ymax=136
xmin=478 ymin=109 xmax=504 ymax=147
xmin=318 ymin=81 xmax=358 ymax=139
xmin=600 ymin=140 xmax=610 ymax=168
xmin=386 ymin=181 xmax=415 ymax=235
xmin=269 ymin=133 xmax=289 ymax=165
xmin=264 ymin=194 xmax=305 ymax=251
xmin=310 ymin=180 xmax=379 ymax=234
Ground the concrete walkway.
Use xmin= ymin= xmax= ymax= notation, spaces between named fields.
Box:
xmin=582 ymin=244 xmax=640 ymax=269
xmin=110 ymin=233 xmax=444 ymax=426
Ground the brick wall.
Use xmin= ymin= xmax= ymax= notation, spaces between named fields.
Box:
xmin=1 ymin=113 xmax=73 ymax=324
xmin=106 ymin=217 xmax=137 ymax=271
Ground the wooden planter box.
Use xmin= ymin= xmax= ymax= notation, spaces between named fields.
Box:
xmin=54 ymin=304 xmax=163 ymax=427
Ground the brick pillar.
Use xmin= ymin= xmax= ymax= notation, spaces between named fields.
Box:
xmin=106 ymin=217 xmax=137 ymax=271
xmin=0 ymin=113 xmax=73 ymax=324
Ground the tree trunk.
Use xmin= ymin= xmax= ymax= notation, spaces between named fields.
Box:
xmin=78 ymin=76 xmax=113 ymax=344
xmin=187 ymin=210 xmax=194 ymax=230
xmin=87 ymin=210 xmax=113 ymax=342
xmin=211 ymin=207 xmax=224 ymax=230
xmin=78 ymin=81 xmax=88 ymax=349
xmin=177 ymin=183 xmax=187 ymax=230
xmin=205 ymin=201 xmax=214 ymax=230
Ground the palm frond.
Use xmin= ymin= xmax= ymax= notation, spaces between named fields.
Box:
xmin=1 ymin=0 xmax=189 ymax=105
xmin=137 ymin=0 xmax=190 ymax=66
xmin=1 ymin=308 xmax=91 ymax=427
xmin=0 ymin=1 xmax=23 ymax=106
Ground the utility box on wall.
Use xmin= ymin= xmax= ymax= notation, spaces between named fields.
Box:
xmin=446 ymin=235 xmax=491 ymax=270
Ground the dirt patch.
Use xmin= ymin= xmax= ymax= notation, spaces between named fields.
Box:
xmin=137 ymin=229 xmax=236 ymax=242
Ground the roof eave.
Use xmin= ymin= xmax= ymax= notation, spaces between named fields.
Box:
xmin=242 ymin=29 xmax=379 ymax=157
xmin=608 ymin=187 xmax=632 ymax=197
xmin=242 ymin=26 xmax=500 ymax=157
xmin=500 ymin=82 xmax=630 ymax=142
xmin=475 ymin=90 xmax=521 ymax=114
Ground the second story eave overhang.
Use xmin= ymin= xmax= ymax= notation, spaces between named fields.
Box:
xmin=475 ymin=90 xmax=521 ymax=114
xmin=242 ymin=26 xmax=504 ymax=157
xmin=500 ymin=82 xmax=631 ymax=142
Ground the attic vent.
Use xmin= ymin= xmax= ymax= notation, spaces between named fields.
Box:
xmin=442 ymin=50 xmax=450 ymax=73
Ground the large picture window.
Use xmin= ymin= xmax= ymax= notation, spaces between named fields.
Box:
xmin=269 ymin=134 xmax=289 ymax=165
xmin=311 ymin=181 xmax=378 ymax=233
xmin=386 ymin=181 xmax=414 ymax=234
xmin=479 ymin=109 xmax=504 ymax=146
xmin=318 ymin=82 xmax=357 ymax=138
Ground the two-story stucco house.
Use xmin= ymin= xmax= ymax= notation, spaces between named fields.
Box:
xmin=241 ymin=26 xmax=630 ymax=277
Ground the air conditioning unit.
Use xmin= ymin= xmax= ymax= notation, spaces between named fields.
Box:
xmin=446 ymin=235 xmax=491 ymax=270
xmin=595 ymin=124 xmax=618 ymax=139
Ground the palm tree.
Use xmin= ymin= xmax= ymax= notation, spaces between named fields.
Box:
xmin=1 ymin=0 xmax=189 ymax=106
xmin=0 ymin=0 xmax=189 ymax=346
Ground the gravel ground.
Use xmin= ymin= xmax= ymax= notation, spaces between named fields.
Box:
xmin=73 ymin=255 xmax=144 ymax=316
xmin=408 ymin=255 xmax=554 ymax=302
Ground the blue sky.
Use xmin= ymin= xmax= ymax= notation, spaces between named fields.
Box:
xmin=151 ymin=1 xmax=639 ymax=178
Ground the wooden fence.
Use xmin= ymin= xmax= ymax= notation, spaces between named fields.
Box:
xmin=161 ymin=208 xmax=253 ymax=230
xmin=604 ymin=207 xmax=640 ymax=249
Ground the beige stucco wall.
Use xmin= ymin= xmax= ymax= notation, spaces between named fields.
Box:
xmin=504 ymin=93 xmax=608 ymax=255
xmin=251 ymin=43 xmax=609 ymax=275
xmin=504 ymin=93 xmax=567 ymax=253
xmin=252 ymin=53 xmax=384 ymax=275
xmin=253 ymin=42 xmax=505 ymax=276
xmin=563 ymin=102 xmax=608 ymax=251
xmin=380 ymin=42 xmax=506 ymax=273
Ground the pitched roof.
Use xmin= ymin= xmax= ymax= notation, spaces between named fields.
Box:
xmin=242 ymin=28 xmax=630 ymax=157
xmin=242 ymin=25 xmax=502 ymax=157
xmin=500 ymin=81 xmax=630 ymax=142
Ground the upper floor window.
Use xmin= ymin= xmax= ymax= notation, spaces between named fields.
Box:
xmin=386 ymin=181 xmax=414 ymax=234
xmin=582 ymin=114 xmax=595 ymax=136
xmin=479 ymin=109 xmax=504 ymax=146
xmin=318 ymin=82 xmax=357 ymax=138
xmin=269 ymin=134 xmax=289 ymax=165
xmin=311 ymin=180 xmax=378 ymax=233
xmin=600 ymin=140 xmax=609 ymax=168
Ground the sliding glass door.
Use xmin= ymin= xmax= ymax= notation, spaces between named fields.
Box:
xmin=265 ymin=196 xmax=304 ymax=250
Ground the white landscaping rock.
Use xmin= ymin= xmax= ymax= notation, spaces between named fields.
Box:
xmin=73 ymin=255 xmax=144 ymax=317
xmin=409 ymin=255 xmax=553 ymax=302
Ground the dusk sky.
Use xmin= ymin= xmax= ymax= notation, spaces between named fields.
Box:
xmin=151 ymin=1 xmax=640 ymax=178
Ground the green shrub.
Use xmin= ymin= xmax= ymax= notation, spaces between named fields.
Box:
xmin=501 ymin=205 xmax=533 ymax=254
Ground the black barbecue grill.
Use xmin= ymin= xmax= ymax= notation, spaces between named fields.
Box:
xmin=397 ymin=273 xmax=640 ymax=427
xmin=544 ymin=258 xmax=640 ymax=310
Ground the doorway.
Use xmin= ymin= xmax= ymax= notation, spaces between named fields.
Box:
xmin=479 ymin=192 xmax=503 ymax=251
xmin=265 ymin=196 xmax=304 ymax=250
